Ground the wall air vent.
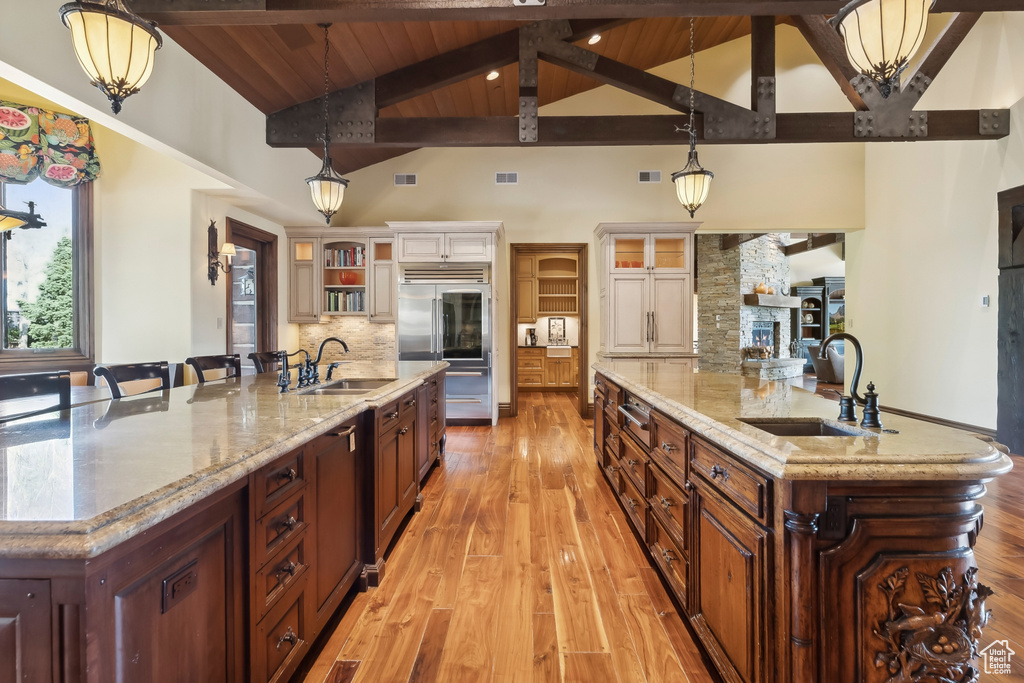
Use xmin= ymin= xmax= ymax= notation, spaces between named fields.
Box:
xmin=495 ymin=172 xmax=519 ymax=185
xmin=402 ymin=265 xmax=489 ymax=283
xmin=638 ymin=170 xmax=662 ymax=184
xmin=394 ymin=173 xmax=417 ymax=186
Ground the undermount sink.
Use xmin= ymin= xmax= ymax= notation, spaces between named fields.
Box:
xmin=546 ymin=345 xmax=571 ymax=357
xmin=737 ymin=418 xmax=874 ymax=438
xmin=309 ymin=378 xmax=396 ymax=395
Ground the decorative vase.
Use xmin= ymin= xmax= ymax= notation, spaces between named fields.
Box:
xmin=755 ymin=282 xmax=767 ymax=294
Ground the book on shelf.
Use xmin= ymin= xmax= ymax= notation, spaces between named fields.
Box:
xmin=325 ymin=289 xmax=366 ymax=313
xmin=324 ymin=245 xmax=366 ymax=268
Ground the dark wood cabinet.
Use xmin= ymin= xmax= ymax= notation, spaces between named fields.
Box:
xmin=0 ymin=579 xmax=52 ymax=683
xmin=373 ymin=390 xmax=420 ymax=570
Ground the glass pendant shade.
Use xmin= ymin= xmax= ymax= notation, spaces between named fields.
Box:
xmin=306 ymin=155 xmax=349 ymax=225
xmin=0 ymin=206 xmax=27 ymax=232
xmin=60 ymin=0 xmax=162 ymax=114
xmin=832 ymin=0 xmax=934 ymax=97
xmin=672 ymin=146 xmax=714 ymax=219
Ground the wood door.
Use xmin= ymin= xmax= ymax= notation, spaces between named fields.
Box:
xmin=556 ymin=358 xmax=575 ymax=387
xmin=288 ymin=238 xmax=319 ymax=323
xmin=227 ymin=220 xmax=278 ymax=372
xmin=650 ymin=274 xmax=692 ymax=353
xmin=397 ymin=233 xmax=444 ymax=262
xmin=312 ymin=423 xmax=360 ymax=629
xmin=445 ymin=232 xmax=492 ymax=262
xmin=397 ymin=415 xmax=418 ymax=512
xmin=998 ymin=187 xmax=1024 ymax=454
xmin=416 ymin=384 xmax=431 ymax=481
xmin=517 ymin=254 xmax=535 ymax=277
xmin=368 ymin=238 xmax=395 ymax=323
xmin=377 ymin=427 xmax=401 ymax=550
xmin=0 ymin=580 xmax=51 ymax=683
xmin=517 ymin=278 xmax=537 ymax=323
xmin=691 ymin=488 xmax=769 ymax=683
xmin=609 ymin=274 xmax=650 ymax=353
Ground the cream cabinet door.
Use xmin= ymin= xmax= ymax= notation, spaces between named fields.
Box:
xmin=369 ymin=238 xmax=396 ymax=323
xmin=445 ymin=233 xmax=492 ymax=262
xmin=289 ymin=238 xmax=320 ymax=323
xmin=650 ymin=274 xmax=692 ymax=353
xmin=397 ymin=233 xmax=444 ymax=262
xmin=608 ymin=274 xmax=650 ymax=353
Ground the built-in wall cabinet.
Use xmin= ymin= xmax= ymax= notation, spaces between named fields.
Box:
xmin=396 ymin=232 xmax=492 ymax=263
xmin=517 ymin=252 xmax=580 ymax=324
xmin=286 ymin=228 xmax=396 ymax=324
xmin=596 ymin=223 xmax=698 ymax=357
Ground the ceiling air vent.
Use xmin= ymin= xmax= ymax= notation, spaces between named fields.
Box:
xmin=394 ymin=173 xmax=417 ymax=186
xmin=638 ymin=170 xmax=662 ymax=184
xmin=495 ymin=172 xmax=519 ymax=185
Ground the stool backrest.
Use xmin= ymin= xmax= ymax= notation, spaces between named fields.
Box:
xmin=0 ymin=371 xmax=72 ymax=423
xmin=94 ymin=362 xmax=172 ymax=400
xmin=248 ymin=351 xmax=284 ymax=374
xmin=185 ymin=354 xmax=242 ymax=383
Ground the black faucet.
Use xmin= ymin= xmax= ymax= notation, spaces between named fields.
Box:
xmin=314 ymin=337 xmax=350 ymax=382
xmin=276 ymin=349 xmax=311 ymax=392
xmin=819 ymin=333 xmax=882 ymax=428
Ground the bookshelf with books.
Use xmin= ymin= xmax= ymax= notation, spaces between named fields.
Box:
xmin=323 ymin=239 xmax=367 ymax=316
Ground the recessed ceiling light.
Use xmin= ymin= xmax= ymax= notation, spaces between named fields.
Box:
xmin=588 ymin=34 xmax=601 ymax=45
xmin=486 ymin=70 xmax=500 ymax=81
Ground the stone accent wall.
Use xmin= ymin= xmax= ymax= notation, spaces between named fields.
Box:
xmin=697 ymin=234 xmax=792 ymax=373
xmin=298 ymin=318 xmax=396 ymax=364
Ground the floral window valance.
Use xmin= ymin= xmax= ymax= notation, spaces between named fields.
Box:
xmin=0 ymin=101 xmax=101 ymax=188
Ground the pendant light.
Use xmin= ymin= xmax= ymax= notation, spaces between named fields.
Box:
xmin=306 ymin=24 xmax=349 ymax=225
xmin=59 ymin=0 xmax=162 ymax=114
xmin=830 ymin=0 xmax=935 ymax=98
xmin=0 ymin=201 xmax=47 ymax=235
xmin=672 ymin=17 xmax=714 ymax=219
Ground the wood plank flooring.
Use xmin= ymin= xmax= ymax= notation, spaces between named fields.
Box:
xmin=302 ymin=391 xmax=1024 ymax=683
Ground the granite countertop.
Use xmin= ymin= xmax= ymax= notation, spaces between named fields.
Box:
xmin=594 ymin=361 xmax=1013 ymax=482
xmin=0 ymin=361 xmax=447 ymax=559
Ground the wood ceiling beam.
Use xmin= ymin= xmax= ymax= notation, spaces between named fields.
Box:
xmin=750 ymin=16 xmax=776 ymax=111
xmin=790 ymin=14 xmax=867 ymax=111
xmin=782 ymin=232 xmax=844 ymax=256
xmin=134 ymin=0 xmax=1012 ymax=25
xmin=721 ymin=233 xmax=765 ymax=250
xmin=270 ymin=109 xmax=1008 ymax=148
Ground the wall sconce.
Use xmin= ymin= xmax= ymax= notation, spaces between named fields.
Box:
xmin=207 ymin=220 xmax=235 ymax=285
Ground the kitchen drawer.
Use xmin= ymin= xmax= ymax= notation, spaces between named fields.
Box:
xmin=618 ymin=468 xmax=647 ymax=541
xmin=620 ymin=431 xmax=648 ymax=497
xmin=377 ymin=398 xmax=403 ymax=435
xmin=648 ymin=509 xmax=688 ymax=611
xmin=648 ymin=462 xmax=689 ymax=556
xmin=518 ymin=370 xmax=544 ymax=387
xmin=255 ymin=490 xmax=308 ymax=568
xmin=253 ymin=450 xmax=305 ymax=519
xmin=518 ymin=356 xmax=544 ymax=371
xmin=651 ymin=410 xmax=689 ymax=480
xmin=255 ymin=530 xmax=309 ymax=620
xmin=690 ymin=437 xmax=772 ymax=525
xmin=254 ymin=574 xmax=312 ymax=683
xmin=399 ymin=390 xmax=418 ymax=420
xmin=520 ymin=347 xmax=545 ymax=357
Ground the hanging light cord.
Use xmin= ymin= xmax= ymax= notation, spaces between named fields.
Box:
xmin=320 ymin=23 xmax=331 ymax=153
xmin=687 ymin=16 xmax=697 ymax=147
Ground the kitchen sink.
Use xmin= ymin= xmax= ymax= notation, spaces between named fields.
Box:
xmin=309 ymin=379 xmax=396 ymax=395
xmin=546 ymin=345 xmax=571 ymax=357
xmin=737 ymin=418 xmax=874 ymax=437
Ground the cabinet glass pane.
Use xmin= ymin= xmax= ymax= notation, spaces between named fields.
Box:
xmin=614 ymin=238 xmax=645 ymax=269
xmin=295 ymin=242 xmax=313 ymax=261
xmin=654 ymin=237 xmax=686 ymax=269
xmin=374 ymin=241 xmax=393 ymax=261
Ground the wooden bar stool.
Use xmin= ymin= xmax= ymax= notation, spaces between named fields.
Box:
xmin=185 ymin=354 xmax=242 ymax=383
xmin=94 ymin=362 xmax=175 ymax=400
xmin=0 ymin=371 xmax=72 ymax=423
xmin=248 ymin=351 xmax=285 ymax=374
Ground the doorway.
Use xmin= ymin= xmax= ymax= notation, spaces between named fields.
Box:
xmin=225 ymin=218 xmax=278 ymax=373
xmin=997 ymin=186 xmax=1024 ymax=454
xmin=509 ymin=243 xmax=588 ymax=419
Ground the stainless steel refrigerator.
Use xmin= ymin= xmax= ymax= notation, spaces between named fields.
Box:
xmin=397 ymin=283 xmax=493 ymax=423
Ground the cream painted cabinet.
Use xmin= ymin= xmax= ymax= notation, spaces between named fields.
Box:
xmin=397 ymin=233 xmax=444 ymax=262
xmin=609 ymin=274 xmax=649 ymax=353
xmin=288 ymin=237 xmax=320 ymax=324
xmin=445 ymin=233 xmax=492 ymax=262
xmin=368 ymin=238 xmax=396 ymax=323
xmin=396 ymin=232 xmax=492 ymax=263
xmin=650 ymin=275 xmax=692 ymax=353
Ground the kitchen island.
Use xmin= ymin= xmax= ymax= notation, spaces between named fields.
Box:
xmin=593 ymin=361 xmax=1012 ymax=683
xmin=0 ymin=361 xmax=447 ymax=683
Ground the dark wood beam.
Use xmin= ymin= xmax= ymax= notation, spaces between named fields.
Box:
xmin=906 ymin=12 xmax=984 ymax=84
xmin=790 ymin=14 xmax=867 ymax=111
xmin=750 ymin=16 xmax=776 ymax=111
xmin=271 ymin=109 xmax=1008 ymax=148
xmin=782 ymin=233 xmax=845 ymax=256
xmin=721 ymin=233 xmax=765 ymax=250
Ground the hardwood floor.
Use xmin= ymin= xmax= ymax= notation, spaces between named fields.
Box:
xmin=301 ymin=392 xmax=1024 ymax=683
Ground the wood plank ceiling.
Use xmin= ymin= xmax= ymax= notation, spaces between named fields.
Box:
xmin=164 ymin=17 xmax=755 ymax=174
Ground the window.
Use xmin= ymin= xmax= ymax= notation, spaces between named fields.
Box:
xmin=1 ymin=180 xmax=93 ymax=371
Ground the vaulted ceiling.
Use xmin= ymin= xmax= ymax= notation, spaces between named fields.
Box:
xmin=162 ymin=17 xmax=757 ymax=173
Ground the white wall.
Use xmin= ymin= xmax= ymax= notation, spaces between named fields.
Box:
xmin=846 ymin=12 xmax=1024 ymax=429
xmin=789 ymin=243 xmax=845 ymax=286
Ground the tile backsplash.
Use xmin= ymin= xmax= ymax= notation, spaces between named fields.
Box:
xmin=298 ymin=318 xmax=396 ymax=364
xmin=518 ymin=316 xmax=580 ymax=346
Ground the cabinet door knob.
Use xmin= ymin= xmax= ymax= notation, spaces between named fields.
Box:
xmin=281 ymin=516 xmax=299 ymax=532
xmin=626 ymin=497 xmax=638 ymax=509
xmin=275 ymin=561 xmax=298 ymax=581
xmin=279 ymin=467 xmax=297 ymax=483
xmin=684 ymin=481 xmax=694 ymax=493
xmin=398 ymin=427 xmax=409 ymax=435
xmin=661 ymin=442 xmax=676 ymax=453
xmin=609 ymin=465 xmax=620 ymax=473
xmin=710 ymin=464 xmax=729 ymax=481
xmin=276 ymin=627 xmax=299 ymax=650
xmin=627 ymin=458 xmax=639 ymax=467
xmin=662 ymin=548 xmax=676 ymax=564
xmin=387 ymin=411 xmax=399 ymax=421
xmin=660 ymin=496 xmax=674 ymax=509
xmin=406 ymin=398 xmax=416 ymax=407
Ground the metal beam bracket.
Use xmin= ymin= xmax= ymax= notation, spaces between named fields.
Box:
xmin=687 ymin=77 xmax=775 ymax=140
xmin=519 ymin=97 xmax=539 ymax=143
xmin=851 ymin=75 xmax=930 ymax=138
xmin=267 ymin=82 xmax=375 ymax=146
xmin=980 ymin=110 xmax=1008 ymax=136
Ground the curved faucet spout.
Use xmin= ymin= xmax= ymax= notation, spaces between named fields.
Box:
xmin=314 ymin=337 xmax=350 ymax=365
xmin=820 ymin=332 xmax=865 ymax=404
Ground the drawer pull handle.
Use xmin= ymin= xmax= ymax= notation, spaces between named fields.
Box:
xmin=398 ymin=427 xmax=409 ymax=435
xmin=281 ymin=516 xmax=299 ymax=532
xmin=387 ymin=411 xmax=399 ymax=421
xmin=684 ymin=482 xmax=694 ymax=493
xmin=279 ymin=467 xmax=297 ymax=483
xmin=661 ymin=442 xmax=677 ymax=453
xmin=710 ymin=464 xmax=730 ymax=482
xmin=328 ymin=425 xmax=356 ymax=438
xmin=660 ymin=496 xmax=674 ymax=509
xmin=276 ymin=627 xmax=299 ymax=650
xmin=431 ymin=397 xmax=438 ymax=404
xmin=627 ymin=459 xmax=639 ymax=467
xmin=608 ymin=465 xmax=620 ymax=473
xmin=275 ymin=561 xmax=298 ymax=581
xmin=626 ymin=497 xmax=638 ymax=509
xmin=662 ymin=548 xmax=676 ymax=564
xmin=406 ymin=399 xmax=416 ymax=407
xmin=610 ymin=434 xmax=619 ymax=441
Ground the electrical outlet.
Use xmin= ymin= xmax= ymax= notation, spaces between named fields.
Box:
xmin=217 ymin=317 xmax=223 ymax=329
xmin=981 ymin=295 xmax=990 ymax=307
